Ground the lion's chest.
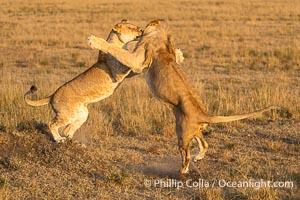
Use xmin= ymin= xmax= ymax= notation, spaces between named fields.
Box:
xmin=144 ymin=64 xmax=179 ymax=105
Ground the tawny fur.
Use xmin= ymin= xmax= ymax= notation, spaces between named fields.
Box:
xmin=87 ymin=19 xmax=280 ymax=174
xmin=25 ymin=20 xmax=184 ymax=143
xmin=24 ymin=20 xmax=143 ymax=143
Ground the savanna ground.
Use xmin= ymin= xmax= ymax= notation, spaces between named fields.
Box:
xmin=0 ymin=0 xmax=299 ymax=199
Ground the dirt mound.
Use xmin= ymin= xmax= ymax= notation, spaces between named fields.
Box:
xmin=0 ymin=121 xmax=109 ymax=199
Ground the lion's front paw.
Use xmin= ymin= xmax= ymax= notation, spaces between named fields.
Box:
xmin=87 ymin=35 xmax=97 ymax=49
xmin=87 ymin=35 xmax=106 ymax=51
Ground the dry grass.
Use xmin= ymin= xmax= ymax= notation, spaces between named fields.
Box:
xmin=0 ymin=0 xmax=299 ymax=199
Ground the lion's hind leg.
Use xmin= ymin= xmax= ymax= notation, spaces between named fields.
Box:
xmin=176 ymin=120 xmax=195 ymax=174
xmin=179 ymin=137 xmax=193 ymax=174
xmin=193 ymin=124 xmax=209 ymax=162
xmin=63 ymin=105 xmax=89 ymax=140
xmin=49 ymin=116 xmax=69 ymax=143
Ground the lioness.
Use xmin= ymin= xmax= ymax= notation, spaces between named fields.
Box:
xmin=24 ymin=20 xmax=184 ymax=143
xmin=24 ymin=20 xmax=142 ymax=143
xmin=87 ymin=19 xmax=280 ymax=174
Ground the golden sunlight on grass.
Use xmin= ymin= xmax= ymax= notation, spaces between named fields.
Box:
xmin=0 ymin=0 xmax=299 ymax=199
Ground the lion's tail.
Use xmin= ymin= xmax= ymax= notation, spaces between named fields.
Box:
xmin=24 ymin=85 xmax=50 ymax=107
xmin=203 ymin=106 xmax=280 ymax=123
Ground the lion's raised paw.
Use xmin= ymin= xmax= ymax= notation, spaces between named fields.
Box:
xmin=87 ymin=35 xmax=106 ymax=50
xmin=87 ymin=35 xmax=97 ymax=49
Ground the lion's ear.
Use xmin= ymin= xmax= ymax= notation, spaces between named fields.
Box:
xmin=149 ymin=20 xmax=159 ymax=26
xmin=121 ymin=19 xmax=128 ymax=23
xmin=113 ymin=25 xmax=121 ymax=33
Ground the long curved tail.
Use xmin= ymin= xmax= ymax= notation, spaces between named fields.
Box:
xmin=203 ymin=106 xmax=280 ymax=123
xmin=24 ymin=85 xmax=50 ymax=107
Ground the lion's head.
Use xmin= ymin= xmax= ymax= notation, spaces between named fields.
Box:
xmin=111 ymin=19 xmax=143 ymax=44
xmin=143 ymin=19 xmax=170 ymax=36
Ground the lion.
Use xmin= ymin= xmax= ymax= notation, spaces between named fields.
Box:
xmin=24 ymin=20 xmax=142 ymax=143
xmin=87 ymin=19 xmax=280 ymax=174
xmin=24 ymin=20 xmax=184 ymax=143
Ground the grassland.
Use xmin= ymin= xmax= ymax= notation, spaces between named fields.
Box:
xmin=0 ymin=0 xmax=299 ymax=199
